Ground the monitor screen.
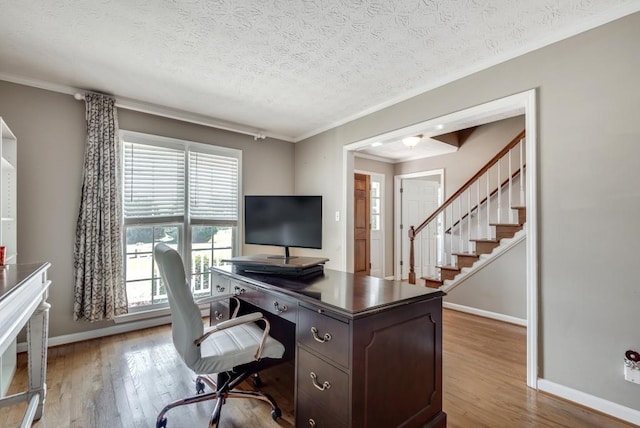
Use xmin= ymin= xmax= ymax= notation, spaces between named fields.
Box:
xmin=244 ymin=195 xmax=322 ymax=250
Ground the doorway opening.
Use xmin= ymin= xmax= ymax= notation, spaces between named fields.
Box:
xmin=354 ymin=170 xmax=386 ymax=278
xmin=342 ymin=89 xmax=538 ymax=388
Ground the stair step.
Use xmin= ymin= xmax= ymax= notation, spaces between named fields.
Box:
xmin=436 ymin=265 xmax=460 ymax=281
xmin=470 ymin=238 xmax=500 ymax=255
xmin=490 ymin=223 xmax=524 ymax=240
xmin=421 ymin=276 xmax=443 ymax=289
xmin=511 ymin=206 xmax=527 ymax=224
xmin=453 ymin=252 xmax=480 ymax=268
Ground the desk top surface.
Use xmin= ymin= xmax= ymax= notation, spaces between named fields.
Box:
xmin=0 ymin=263 xmax=50 ymax=304
xmin=213 ymin=265 xmax=444 ymax=317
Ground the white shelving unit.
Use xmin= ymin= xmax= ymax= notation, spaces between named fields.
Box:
xmin=0 ymin=117 xmax=17 ymax=397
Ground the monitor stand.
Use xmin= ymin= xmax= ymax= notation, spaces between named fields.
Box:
xmin=222 ymin=252 xmax=329 ymax=277
xmin=266 ymin=246 xmax=296 ymax=260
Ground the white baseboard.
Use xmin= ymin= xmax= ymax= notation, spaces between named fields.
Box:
xmin=17 ymin=309 xmax=208 ymax=353
xmin=537 ymin=379 xmax=640 ymax=426
xmin=443 ymin=302 xmax=526 ymax=327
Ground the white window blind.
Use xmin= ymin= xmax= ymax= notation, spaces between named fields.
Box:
xmin=189 ymin=151 xmax=239 ymax=224
xmin=123 ymin=142 xmax=185 ymax=219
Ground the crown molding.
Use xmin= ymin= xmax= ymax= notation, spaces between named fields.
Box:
xmin=0 ymin=72 xmax=295 ymax=142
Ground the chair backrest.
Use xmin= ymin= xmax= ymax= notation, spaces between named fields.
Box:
xmin=154 ymin=243 xmax=204 ymax=369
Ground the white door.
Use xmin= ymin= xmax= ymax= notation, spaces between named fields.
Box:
xmin=400 ymin=178 xmax=440 ymax=280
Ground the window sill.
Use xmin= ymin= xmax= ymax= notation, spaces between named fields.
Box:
xmin=114 ymin=305 xmax=209 ymax=324
xmin=114 ymin=307 xmax=171 ymax=324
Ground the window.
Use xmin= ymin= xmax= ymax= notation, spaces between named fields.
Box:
xmin=371 ymin=181 xmax=381 ymax=231
xmin=121 ymin=131 xmax=241 ymax=310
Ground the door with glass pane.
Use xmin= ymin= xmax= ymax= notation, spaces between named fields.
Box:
xmin=370 ymin=175 xmax=384 ymax=278
xmin=354 ymin=173 xmax=370 ymax=275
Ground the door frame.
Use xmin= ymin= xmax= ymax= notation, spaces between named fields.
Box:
xmin=355 ymin=169 xmax=386 ymax=278
xmin=342 ymin=89 xmax=538 ymax=388
xmin=394 ymin=170 xmax=444 ymax=281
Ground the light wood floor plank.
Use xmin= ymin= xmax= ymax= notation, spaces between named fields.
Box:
xmin=0 ymin=310 xmax=634 ymax=427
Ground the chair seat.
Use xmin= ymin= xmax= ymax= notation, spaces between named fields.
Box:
xmin=195 ymin=322 xmax=285 ymax=375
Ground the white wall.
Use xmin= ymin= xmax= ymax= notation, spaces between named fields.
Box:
xmin=294 ymin=13 xmax=640 ymax=412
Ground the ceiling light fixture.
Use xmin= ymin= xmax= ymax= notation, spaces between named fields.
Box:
xmin=371 ymin=141 xmax=383 ymax=147
xmin=402 ymin=134 xmax=422 ymax=148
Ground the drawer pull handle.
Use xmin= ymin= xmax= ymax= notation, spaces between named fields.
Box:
xmin=273 ymin=301 xmax=288 ymax=313
xmin=234 ymin=286 xmax=245 ymax=295
xmin=309 ymin=418 xmax=316 ymax=427
xmin=215 ymin=285 xmax=226 ymax=292
xmin=310 ymin=372 xmax=331 ymax=391
xmin=310 ymin=327 xmax=332 ymax=343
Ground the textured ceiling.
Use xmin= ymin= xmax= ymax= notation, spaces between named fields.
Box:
xmin=0 ymin=1 xmax=637 ymax=141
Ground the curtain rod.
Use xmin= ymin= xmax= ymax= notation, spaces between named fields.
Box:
xmin=72 ymin=91 xmax=268 ymax=141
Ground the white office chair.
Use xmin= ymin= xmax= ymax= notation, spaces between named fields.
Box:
xmin=153 ymin=243 xmax=285 ymax=428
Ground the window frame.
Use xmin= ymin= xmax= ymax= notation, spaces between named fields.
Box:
xmin=120 ymin=130 xmax=242 ymax=313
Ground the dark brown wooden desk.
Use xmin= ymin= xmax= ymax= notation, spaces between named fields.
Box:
xmin=210 ymin=266 xmax=446 ymax=428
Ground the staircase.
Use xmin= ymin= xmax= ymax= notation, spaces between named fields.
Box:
xmin=423 ymin=206 xmax=526 ymax=287
xmin=408 ymin=130 xmax=526 ymax=288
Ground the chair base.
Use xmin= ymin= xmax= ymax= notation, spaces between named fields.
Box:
xmin=155 ymin=367 xmax=281 ymax=428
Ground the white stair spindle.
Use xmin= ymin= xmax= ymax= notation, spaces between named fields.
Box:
xmin=497 ymin=158 xmax=502 ymax=224
xmin=476 ymin=180 xmax=480 ymax=253
xmin=458 ymin=197 xmax=462 ymax=255
xmin=448 ymin=204 xmax=453 ymax=267
xmin=486 ymin=169 xmax=491 ymax=238
xmin=467 ymin=188 xmax=471 ymax=253
xmin=509 ymin=148 xmax=513 ymax=224
xmin=418 ymin=231 xmax=423 ymax=279
xmin=438 ymin=211 xmax=444 ymax=269
xmin=427 ymin=223 xmax=432 ymax=277
xmin=520 ymin=138 xmax=525 ymax=206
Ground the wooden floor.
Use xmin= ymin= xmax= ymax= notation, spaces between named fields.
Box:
xmin=0 ymin=309 xmax=634 ymax=427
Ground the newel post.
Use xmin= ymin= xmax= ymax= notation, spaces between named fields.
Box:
xmin=408 ymin=226 xmax=416 ymax=284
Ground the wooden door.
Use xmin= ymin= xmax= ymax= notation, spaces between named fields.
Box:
xmin=354 ymin=173 xmax=370 ymax=275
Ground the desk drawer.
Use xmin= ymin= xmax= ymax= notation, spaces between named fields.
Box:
xmin=210 ymin=272 xmax=232 ymax=298
xmin=235 ymin=283 xmax=298 ymax=324
xmin=298 ymin=306 xmax=349 ymax=368
xmin=296 ymin=348 xmax=349 ymax=428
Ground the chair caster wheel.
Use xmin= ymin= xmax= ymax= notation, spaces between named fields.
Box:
xmin=271 ymin=407 xmax=282 ymax=421
xmin=156 ymin=416 xmax=167 ymax=428
xmin=196 ymin=378 xmax=206 ymax=394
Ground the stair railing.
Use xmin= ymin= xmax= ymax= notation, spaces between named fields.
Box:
xmin=408 ymin=130 xmax=526 ymax=285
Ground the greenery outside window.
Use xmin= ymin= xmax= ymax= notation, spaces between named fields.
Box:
xmin=121 ymin=131 xmax=241 ymax=310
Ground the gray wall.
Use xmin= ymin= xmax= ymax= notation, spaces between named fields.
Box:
xmin=445 ymin=239 xmax=527 ymax=320
xmin=354 ymin=156 xmax=394 ymax=277
xmin=294 ymin=13 xmax=640 ymax=411
xmin=0 ymin=80 xmax=295 ymax=338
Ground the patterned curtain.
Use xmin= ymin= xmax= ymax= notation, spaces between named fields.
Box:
xmin=73 ymin=93 xmax=127 ymax=321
